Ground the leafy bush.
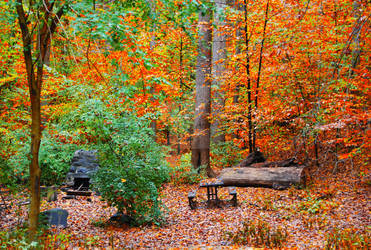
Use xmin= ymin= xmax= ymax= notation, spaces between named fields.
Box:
xmin=226 ymin=218 xmax=288 ymax=248
xmin=171 ymin=153 xmax=205 ymax=184
xmin=325 ymin=227 xmax=370 ymax=249
xmin=93 ymin=112 xmax=170 ymax=225
xmin=59 ymin=99 xmax=170 ymax=226
xmin=210 ymin=141 xmax=243 ymax=169
xmin=6 ymin=129 xmax=79 ymax=186
xmin=39 ymin=134 xmax=79 ymax=186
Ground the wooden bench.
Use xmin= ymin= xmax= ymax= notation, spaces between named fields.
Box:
xmin=188 ymin=190 xmax=197 ymax=209
xmin=228 ymin=186 xmax=238 ymax=207
xmin=188 ymin=181 xmax=238 ymax=209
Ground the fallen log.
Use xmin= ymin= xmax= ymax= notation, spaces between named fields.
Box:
xmin=245 ymin=158 xmax=298 ymax=168
xmin=237 ymin=151 xmax=266 ymax=167
xmin=219 ymin=166 xmax=307 ymax=189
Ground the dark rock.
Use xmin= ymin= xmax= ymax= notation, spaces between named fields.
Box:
xmin=62 ymin=195 xmax=75 ymax=199
xmin=69 ymin=165 xmax=77 ymax=172
xmin=109 ymin=212 xmax=133 ymax=225
xmin=40 ymin=208 xmax=68 ymax=228
xmin=65 ymin=150 xmax=99 ymax=187
xmin=77 ymin=167 xmax=88 ymax=174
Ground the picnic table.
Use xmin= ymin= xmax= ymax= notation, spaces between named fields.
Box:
xmin=188 ymin=179 xmax=237 ymax=209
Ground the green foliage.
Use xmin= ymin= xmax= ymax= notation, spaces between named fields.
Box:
xmin=325 ymin=227 xmax=370 ymax=250
xmin=171 ymin=153 xmax=205 ymax=185
xmin=210 ymin=141 xmax=243 ymax=169
xmin=58 ymin=98 xmax=170 ymax=225
xmin=226 ymin=218 xmax=288 ymax=248
xmin=296 ymin=191 xmax=338 ymax=215
xmin=0 ymin=226 xmax=100 ymax=249
xmin=256 ymin=193 xmax=277 ymax=211
xmin=0 ymin=228 xmax=38 ymax=249
xmin=0 ymin=155 xmax=17 ymax=190
xmin=6 ymin=129 xmax=79 ymax=186
xmin=39 ymin=134 xmax=79 ymax=186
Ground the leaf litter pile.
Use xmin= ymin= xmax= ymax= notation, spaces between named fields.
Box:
xmin=1 ymin=169 xmax=370 ymax=248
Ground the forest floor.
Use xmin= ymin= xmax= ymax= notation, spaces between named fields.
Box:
xmin=1 ymin=160 xmax=370 ymax=249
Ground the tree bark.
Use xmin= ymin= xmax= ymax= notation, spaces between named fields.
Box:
xmin=219 ymin=166 xmax=307 ymax=189
xmin=244 ymin=0 xmax=253 ymax=153
xmin=16 ymin=0 xmax=64 ymax=240
xmin=232 ymin=0 xmax=244 ymax=140
xmin=192 ymin=5 xmax=215 ymax=177
xmin=211 ymin=0 xmax=227 ymax=143
xmin=253 ymin=0 xmax=269 ymax=149
xmin=349 ymin=0 xmax=361 ymax=78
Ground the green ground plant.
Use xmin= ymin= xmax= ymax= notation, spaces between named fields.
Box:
xmin=225 ymin=218 xmax=288 ymax=248
xmin=325 ymin=227 xmax=370 ymax=249
xmin=210 ymin=141 xmax=243 ymax=169
xmin=171 ymin=153 xmax=205 ymax=184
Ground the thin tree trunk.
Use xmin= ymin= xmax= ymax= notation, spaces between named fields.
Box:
xmin=192 ymin=5 xmax=215 ymax=177
xmin=232 ymin=1 xmax=244 ymax=140
xmin=253 ymin=0 xmax=269 ymax=149
xmin=244 ymin=0 xmax=253 ymax=153
xmin=349 ymin=0 xmax=361 ymax=78
xmin=211 ymin=0 xmax=227 ymax=143
xmin=149 ymin=0 xmax=157 ymax=136
xmin=16 ymin=0 xmax=64 ymax=239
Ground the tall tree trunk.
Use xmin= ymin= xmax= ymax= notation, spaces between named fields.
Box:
xmin=244 ymin=0 xmax=253 ymax=153
xmin=349 ymin=0 xmax=361 ymax=78
xmin=192 ymin=5 xmax=215 ymax=177
xmin=149 ymin=0 xmax=157 ymax=136
xmin=253 ymin=0 xmax=269 ymax=149
xmin=16 ymin=0 xmax=64 ymax=239
xmin=232 ymin=0 xmax=244 ymax=139
xmin=211 ymin=0 xmax=227 ymax=143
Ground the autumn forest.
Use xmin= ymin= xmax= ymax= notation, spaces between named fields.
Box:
xmin=0 ymin=0 xmax=369 ymax=248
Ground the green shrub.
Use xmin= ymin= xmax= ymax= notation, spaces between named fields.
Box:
xmin=6 ymin=129 xmax=79 ymax=186
xmin=225 ymin=218 xmax=288 ymax=248
xmin=171 ymin=153 xmax=205 ymax=184
xmin=92 ymin=111 xmax=170 ymax=225
xmin=210 ymin=141 xmax=243 ymax=169
xmin=39 ymin=134 xmax=79 ymax=186
xmin=59 ymin=99 xmax=170 ymax=226
xmin=325 ymin=227 xmax=370 ymax=249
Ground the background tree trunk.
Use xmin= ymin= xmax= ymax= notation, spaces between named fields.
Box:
xmin=253 ymin=0 xmax=269 ymax=149
xmin=244 ymin=0 xmax=253 ymax=153
xmin=192 ymin=5 xmax=215 ymax=177
xmin=211 ymin=0 xmax=227 ymax=143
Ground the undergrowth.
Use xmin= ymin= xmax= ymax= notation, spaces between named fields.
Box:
xmin=325 ymin=227 xmax=370 ymax=249
xmin=225 ymin=218 xmax=288 ymax=248
xmin=170 ymin=153 xmax=205 ymax=184
xmin=0 ymin=226 xmax=101 ymax=249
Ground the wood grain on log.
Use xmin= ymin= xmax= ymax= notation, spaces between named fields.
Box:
xmin=219 ymin=166 xmax=306 ymax=189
